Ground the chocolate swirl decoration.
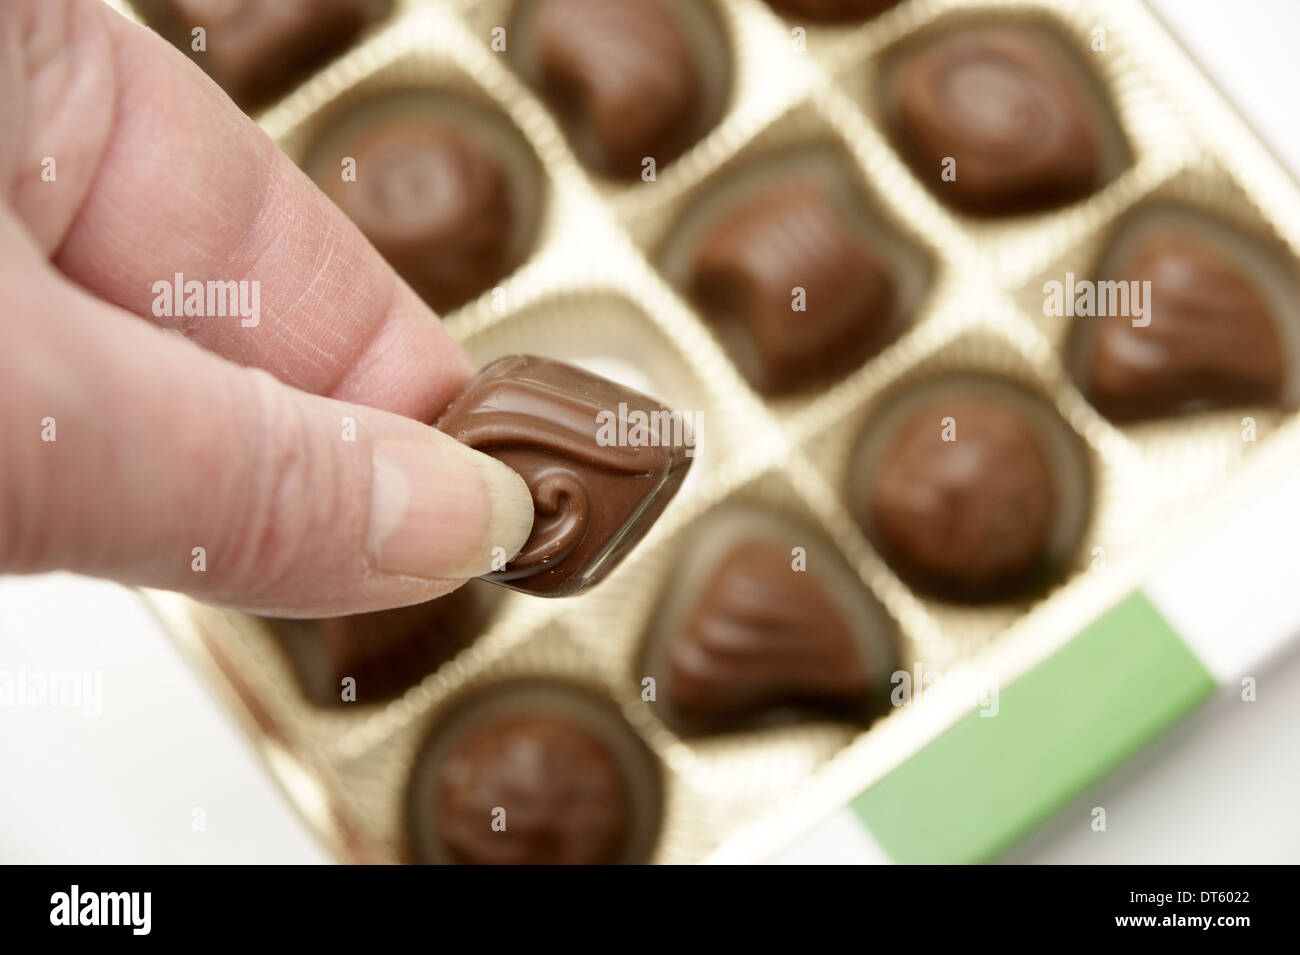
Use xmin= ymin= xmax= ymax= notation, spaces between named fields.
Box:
xmin=883 ymin=24 xmax=1108 ymax=214
xmin=435 ymin=356 xmax=693 ymax=597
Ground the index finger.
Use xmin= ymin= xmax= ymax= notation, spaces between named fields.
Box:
xmin=6 ymin=0 xmax=471 ymax=419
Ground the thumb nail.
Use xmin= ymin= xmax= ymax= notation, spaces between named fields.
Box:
xmin=367 ymin=434 xmax=533 ymax=579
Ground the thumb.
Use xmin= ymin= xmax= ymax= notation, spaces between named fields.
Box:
xmin=2 ymin=237 xmax=533 ymax=617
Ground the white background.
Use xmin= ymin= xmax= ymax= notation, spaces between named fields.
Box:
xmin=2 ymin=0 xmax=1299 ymax=864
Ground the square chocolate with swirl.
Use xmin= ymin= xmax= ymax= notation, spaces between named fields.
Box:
xmin=436 ymin=356 xmax=693 ymax=597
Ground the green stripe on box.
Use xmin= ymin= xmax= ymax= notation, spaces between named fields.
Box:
xmin=851 ymin=591 xmax=1217 ymax=864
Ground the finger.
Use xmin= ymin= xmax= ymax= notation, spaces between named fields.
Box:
xmin=0 ymin=217 xmax=533 ymax=617
xmin=2 ymin=0 xmax=471 ymax=422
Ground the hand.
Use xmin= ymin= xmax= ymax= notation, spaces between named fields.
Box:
xmin=0 ymin=0 xmax=534 ymax=617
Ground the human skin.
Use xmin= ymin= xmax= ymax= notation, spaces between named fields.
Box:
xmin=0 ymin=0 xmax=534 ymax=617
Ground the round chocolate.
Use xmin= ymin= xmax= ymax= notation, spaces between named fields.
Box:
xmin=519 ymin=0 xmax=720 ymax=179
xmin=436 ymin=714 xmax=630 ymax=865
xmin=311 ymin=111 xmax=519 ymax=314
xmin=881 ymin=24 xmax=1113 ymax=215
xmin=863 ymin=395 xmax=1059 ymax=601
xmin=765 ymin=0 xmax=903 ymax=24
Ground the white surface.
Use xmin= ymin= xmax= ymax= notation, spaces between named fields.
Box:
xmin=768 ymin=808 xmax=891 ymax=865
xmin=3 ymin=0 xmax=1300 ymax=865
xmin=0 ymin=575 xmax=330 ymax=864
xmin=1146 ymin=438 xmax=1300 ymax=682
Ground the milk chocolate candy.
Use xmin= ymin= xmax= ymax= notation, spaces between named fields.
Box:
xmin=436 ymin=356 xmax=693 ymax=597
xmin=644 ymin=508 xmax=897 ymax=732
xmin=142 ymin=0 xmax=386 ymax=110
xmin=407 ymin=682 xmax=663 ymax=864
xmin=1080 ymin=230 xmax=1287 ymax=421
xmin=765 ymin=0 xmax=903 ymax=24
xmin=690 ymin=181 xmax=897 ymax=395
xmin=266 ymin=582 xmax=497 ymax=706
xmin=882 ymin=25 xmax=1110 ymax=215
xmin=524 ymin=0 xmax=706 ymax=178
xmin=861 ymin=395 xmax=1059 ymax=601
xmin=311 ymin=112 xmax=519 ymax=315
xmin=436 ymin=715 xmax=629 ymax=865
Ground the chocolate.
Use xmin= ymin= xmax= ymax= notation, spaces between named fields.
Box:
xmin=310 ymin=109 xmax=522 ymax=315
xmin=407 ymin=682 xmax=663 ymax=864
xmin=643 ymin=508 xmax=897 ymax=732
xmin=519 ymin=0 xmax=714 ymax=179
xmin=690 ymin=181 xmax=898 ymax=395
xmin=436 ymin=355 xmax=693 ymax=597
xmin=1077 ymin=229 xmax=1287 ymax=421
xmin=436 ymin=715 xmax=628 ymax=864
xmin=881 ymin=25 xmax=1112 ymax=215
xmin=266 ymin=582 xmax=497 ymax=706
xmin=764 ymin=0 xmax=903 ymax=24
xmin=141 ymin=0 xmax=386 ymax=110
xmin=858 ymin=393 xmax=1061 ymax=601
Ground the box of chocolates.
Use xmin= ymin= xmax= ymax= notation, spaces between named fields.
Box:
xmin=125 ymin=0 xmax=1300 ymax=863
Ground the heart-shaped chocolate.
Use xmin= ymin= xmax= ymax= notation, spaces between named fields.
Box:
xmin=690 ymin=181 xmax=897 ymax=395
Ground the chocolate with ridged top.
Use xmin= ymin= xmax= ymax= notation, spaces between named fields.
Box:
xmin=1078 ymin=230 xmax=1286 ymax=421
xmin=311 ymin=112 xmax=519 ymax=314
xmin=142 ymin=0 xmax=386 ymax=110
xmin=643 ymin=507 xmax=897 ymax=732
xmin=266 ymin=582 xmax=497 ymax=706
xmin=436 ymin=715 xmax=630 ymax=865
xmin=522 ymin=0 xmax=709 ymax=178
xmin=881 ymin=24 xmax=1111 ymax=215
xmin=670 ymin=546 xmax=882 ymax=726
xmin=862 ymin=395 xmax=1059 ymax=601
xmin=765 ymin=0 xmax=903 ymax=24
xmin=436 ymin=355 xmax=693 ymax=597
xmin=690 ymin=181 xmax=897 ymax=395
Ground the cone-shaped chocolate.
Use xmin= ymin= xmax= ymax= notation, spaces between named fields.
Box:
xmin=1080 ymin=230 xmax=1286 ymax=421
xmin=645 ymin=508 xmax=897 ymax=732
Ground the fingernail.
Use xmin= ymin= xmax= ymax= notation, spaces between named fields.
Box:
xmin=367 ymin=435 xmax=534 ymax=579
